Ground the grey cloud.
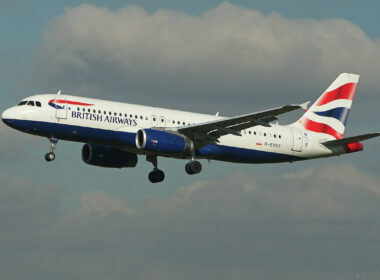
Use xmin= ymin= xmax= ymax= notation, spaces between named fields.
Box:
xmin=1 ymin=163 xmax=380 ymax=279
xmin=33 ymin=3 xmax=380 ymax=118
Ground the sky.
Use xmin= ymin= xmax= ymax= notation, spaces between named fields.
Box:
xmin=0 ymin=1 xmax=379 ymax=279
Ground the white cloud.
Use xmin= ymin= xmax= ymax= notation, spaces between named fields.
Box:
xmin=33 ymin=3 xmax=380 ymax=117
xmin=1 ymin=164 xmax=380 ymax=279
xmin=76 ymin=190 xmax=136 ymax=216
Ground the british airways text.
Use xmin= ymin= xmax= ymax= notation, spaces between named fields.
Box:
xmin=71 ymin=111 xmax=137 ymax=126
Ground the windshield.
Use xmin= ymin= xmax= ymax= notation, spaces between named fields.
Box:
xmin=17 ymin=101 xmax=28 ymax=106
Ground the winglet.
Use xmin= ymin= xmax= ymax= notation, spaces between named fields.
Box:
xmin=299 ymin=101 xmax=310 ymax=112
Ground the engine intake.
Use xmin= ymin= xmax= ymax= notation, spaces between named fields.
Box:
xmin=135 ymin=129 xmax=193 ymax=154
xmin=82 ymin=144 xmax=138 ymax=168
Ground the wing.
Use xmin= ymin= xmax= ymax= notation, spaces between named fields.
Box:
xmin=322 ymin=132 xmax=380 ymax=147
xmin=178 ymin=102 xmax=310 ymax=142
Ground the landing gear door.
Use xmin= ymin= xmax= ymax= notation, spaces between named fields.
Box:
xmin=55 ymin=96 xmax=67 ymax=119
xmin=291 ymin=128 xmax=303 ymax=152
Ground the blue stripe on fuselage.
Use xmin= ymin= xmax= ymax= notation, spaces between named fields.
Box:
xmin=2 ymin=119 xmax=302 ymax=164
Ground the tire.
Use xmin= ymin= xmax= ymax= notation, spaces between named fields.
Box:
xmin=148 ymin=169 xmax=165 ymax=183
xmin=185 ymin=161 xmax=202 ymax=175
xmin=45 ymin=152 xmax=55 ymax=162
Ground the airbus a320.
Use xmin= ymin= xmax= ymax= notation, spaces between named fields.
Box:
xmin=2 ymin=73 xmax=379 ymax=183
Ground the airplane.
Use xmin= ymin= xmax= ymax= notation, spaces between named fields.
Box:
xmin=1 ymin=73 xmax=379 ymax=183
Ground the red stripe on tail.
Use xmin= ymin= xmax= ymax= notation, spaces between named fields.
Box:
xmin=299 ymin=117 xmax=343 ymax=139
xmin=315 ymin=83 xmax=357 ymax=106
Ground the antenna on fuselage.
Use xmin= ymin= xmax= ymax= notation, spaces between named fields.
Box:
xmin=57 ymin=90 xmax=62 ymax=95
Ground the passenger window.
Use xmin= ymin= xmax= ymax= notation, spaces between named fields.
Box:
xmin=98 ymin=110 xmax=101 ymax=114
xmin=153 ymin=117 xmax=156 ymax=121
xmin=264 ymin=133 xmax=266 ymax=137
xmin=177 ymin=121 xmax=180 ymax=125
xmin=141 ymin=116 xmax=143 ymax=120
xmin=161 ymin=119 xmax=164 ymax=123
xmin=17 ymin=101 xmax=28 ymax=106
xmin=109 ymin=112 xmax=112 ymax=115
xmin=119 ymin=113 xmax=122 ymax=117
xmin=83 ymin=108 xmax=85 ymax=112
xmin=114 ymin=112 xmax=117 ymax=116
xmin=279 ymin=135 xmax=281 ymax=139
xmin=93 ymin=110 xmax=96 ymax=113
xmin=77 ymin=107 xmax=80 ymax=111
xmin=124 ymin=114 xmax=128 ymax=117
xmin=88 ymin=109 xmax=91 ymax=113
xmin=145 ymin=117 xmax=148 ymax=120
xmin=104 ymin=111 xmax=106 ymax=114
xmin=172 ymin=120 xmax=175 ymax=124
xmin=27 ymin=101 xmax=35 ymax=106
xmin=135 ymin=115 xmax=138 ymax=119
xmin=130 ymin=114 xmax=133 ymax=118
xmin=274 ymin=134 xmax=276 ymax=138
xmin=249 ymin=131 xmax=251 ymax=134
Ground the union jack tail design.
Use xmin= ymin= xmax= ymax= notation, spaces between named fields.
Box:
xmin=292 ymin=73 xmax=359 ymax=139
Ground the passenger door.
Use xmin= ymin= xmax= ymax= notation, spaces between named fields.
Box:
xmin=291 ymin=128 xmax=303 ymax=152
xmin=55 ymin=96 xmax=67 ymax=119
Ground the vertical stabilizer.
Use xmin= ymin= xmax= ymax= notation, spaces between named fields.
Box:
xmin=291 ymin=73 xmax=359 ymax=139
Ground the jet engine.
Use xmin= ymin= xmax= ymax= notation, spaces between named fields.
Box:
xmin=82 ymin=144 xmax=138 ymax=168
xmin=135 ymin=129 xmax=193 ymax=154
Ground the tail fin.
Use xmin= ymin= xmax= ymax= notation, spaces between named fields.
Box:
xmin=292 ymin=73 xmax=359 ymax=139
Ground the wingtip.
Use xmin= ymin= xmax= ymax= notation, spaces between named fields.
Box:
xmin=300 ymin=101 xmax=310 ymax=112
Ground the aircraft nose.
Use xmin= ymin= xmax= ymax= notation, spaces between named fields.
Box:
xmin=1 ymin=108 xmax=15 ymax=126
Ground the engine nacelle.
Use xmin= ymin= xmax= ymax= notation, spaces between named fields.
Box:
xmin=135 ymin=129 xmax=193 ymax=154
xmin=82 ymin=144 xmax=138 ymax=168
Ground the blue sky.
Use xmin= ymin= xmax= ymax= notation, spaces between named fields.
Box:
xmin=0 ymin=1 xmax=379 ymax=279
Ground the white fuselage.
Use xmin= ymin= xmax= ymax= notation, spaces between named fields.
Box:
xmin=2 ymin=94 xmax=341 ymax=163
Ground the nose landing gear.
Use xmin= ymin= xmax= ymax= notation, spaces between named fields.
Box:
xmin=45 ymin=137 xmax=58 ymax=162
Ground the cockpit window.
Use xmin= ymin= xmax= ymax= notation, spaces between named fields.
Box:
xmin=27 ymin=101 xmax=35 ymax=106
xmin=36 ymin=101 xmax=41 ymax=107
xmin=17 ymin=101 xmax=28 ymax=106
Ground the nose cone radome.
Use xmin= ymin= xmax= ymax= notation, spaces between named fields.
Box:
xmin=1 ymin=108 xmax=15 ymax=127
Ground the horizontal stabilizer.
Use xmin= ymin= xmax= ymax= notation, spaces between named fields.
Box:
xmin=322 ymin=132 xmax=380 ymax=147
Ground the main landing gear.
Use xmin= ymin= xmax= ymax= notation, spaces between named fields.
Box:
xmin=185 ymin=160 xmax=202 ymax=175
xmin=145 ymin=154 xmax=202 ymax=183
xmin=45 ymin=137 xmax=58 ymax=162
xmin=146 ymin=155 xmax=165 ymax=183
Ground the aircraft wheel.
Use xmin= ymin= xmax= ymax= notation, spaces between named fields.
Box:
xmin=148 ymin=169 xmax=165 ymax=183
xmin=45 ymin=152 xmax=55 ymax=162
xmin=185 ymin=161 xmax=202 ymax=175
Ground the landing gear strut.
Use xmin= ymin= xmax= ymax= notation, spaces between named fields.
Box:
xmin=45 ymin=137 xmax=58 ymax=162
xmin=146 ymin=155 xmax=165 ymax=183
xmin=185 ymin=160 xmax=202 ymax=175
